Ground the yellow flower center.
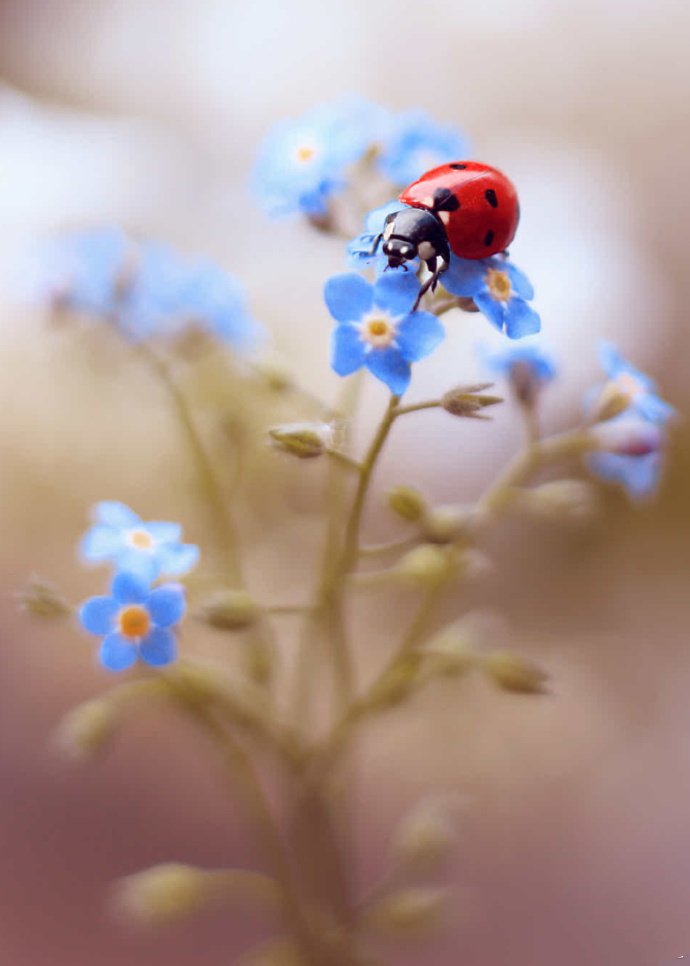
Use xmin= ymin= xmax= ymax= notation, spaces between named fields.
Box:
xmin=295 ymin=144 xmax=317 ymax=164
xmin=128 ymin=529 xmax=154 ymax=550
xmin=362 ymin=313 xmax=396 ymax=349
xmin=486 ymin=269 xmax=512 ymax=302
xmin=118 ymin=605 xmax=151 ymax=640
xmin=613 ymin=372 xmax=643 ymax=399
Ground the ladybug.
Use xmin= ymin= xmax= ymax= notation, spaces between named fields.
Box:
xmin=371 ymin=161 xmax=520 ymax=311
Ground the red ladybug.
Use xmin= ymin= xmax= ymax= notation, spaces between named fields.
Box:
xmin=371 ymin=161 xmax=520 ymax=310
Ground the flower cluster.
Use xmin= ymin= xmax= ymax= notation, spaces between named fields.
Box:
xmin=78 ymin=501 xmax=195 ymax=671
xmin=479 ymin=339 xmax=556 ymax=405
xmin=253 ymin=97 xmax=470 ymax=218
xmin=587 ymin=344 xmax=674 ymax=499
xmin=40 ymin=228 xmax=260 ymax=347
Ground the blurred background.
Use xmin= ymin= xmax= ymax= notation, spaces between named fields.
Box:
xmin=0 ymin=0 xmax=689 ymax=963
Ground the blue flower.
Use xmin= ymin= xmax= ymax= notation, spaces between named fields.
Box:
xmin=324 ymin=272 xmax=444 ymax=395
xmin=586 ymin=345 xmax=674 ymax=500
xmin=347 ymin=201 xmax=414 ymax=275
xmin=253 ymin=97 xmax=386 ymax=218
xmin=441 ymin=255 xmax=541 ymax=339
xmin=377 ymin=110 xmax=471 ymax=186
xmin=80 ymin=501 xmax=199 ymax=581
xmin=479 ymin=340 xmax=556 ymax=391
xmin=39 ymin=230 xmax=261 ymax=348
xmin=40 ymin=227 xmax=133 ymax=316
xmin=79 ymin=572 xmax=185 ymax=671
xmin=597 ymin=342 xmax=674 ymax=424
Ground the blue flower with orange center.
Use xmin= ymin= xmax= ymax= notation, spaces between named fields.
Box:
xmin=80 ymin=501 xmax=199 ymax=582
xmin=79 ymin=572 xmax=185 ymax=671
xmin=325 ymin=271 xmax=444 ymax=395
xmin=347 ymin=201 xmax=415 ymax=276
xmin=441 ymin=255 xmax=541 ymax=339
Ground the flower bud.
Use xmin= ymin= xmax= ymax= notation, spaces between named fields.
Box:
xmin=54 ymin=698 xmax=115 ymax=761
xmin=590 ymin=380 xmax=634 ymax=422
xmin=269 ymin=421 xmax=333 ymax=458
xmin=17 ymin=576 xmax=71 ymax=618
xmin=387 ymin=485 xmax=426 ymax=522
xmin=441 ymin=383 xmax=503 ymax=419
xmin=420 ymin=505 xmax=471 ymax=544
xmin=483 ymin=650 xmax=548 ymax=694
xmin=517 ymin=480 xmax=598 ymax=523
xmin=391 ymin=796 xmax=460 ymax=874
xmin=367 ymin=886 xmax=450 ymax=938
xmin=590 ymin=419 xmax=662 ymax=457
xmin=396 ymin=545 xmax=453 ymax=585
xmin=112 ymin=864 xmax=208 ymax=926
xmin=197 ymin=589 xmax=261 ymax=631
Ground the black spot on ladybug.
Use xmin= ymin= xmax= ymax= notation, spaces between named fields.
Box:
xmin=450 ymin=163 xmax=467 ymax=169
xmin=484 ymin=230 xmax=495 ymax=247
xmin=432 ymin=187 xmax=460 ymax=212
xmin=485 ymin=188 xmax=498 ymax=208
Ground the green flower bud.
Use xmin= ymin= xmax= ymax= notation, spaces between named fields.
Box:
xmin=367 ymin=886 xmax=450 ymax=938
xmin=197 ymin=589 xmax=261 ymax=631
xmin=387 ymin=484 xmax=426 ymax=522
xmin=484 ymin=650 xmax=548 ymax=694
xmin=441 ymin=383 xmax=503 ymax=418
xmin=112 ymin=864 xmax=208 ymax=926
xmin=421 ymin=505 xmax=471 ymax=544
xmin=54 ymin=698 xmax=115 ymax=761
xmin=396 ymin=544 xmax=453 ymax=585
xmin=17 ymin=576 xmax=71 ymax=618
xmin=269 ymin=421 xmax=333 ymax=458
xmin=391 ymin=796 xmax=460 ymax=874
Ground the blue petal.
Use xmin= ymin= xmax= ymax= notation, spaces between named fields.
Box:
xmin=324 ymin=274 xmax=373 ymax=323
xmin=365 ymin=348 xmax=412 ymax=395
xmin=113 ymin=548 xmax=159 ymax=582
xmin=147 ymin=585 xmax=186 ymax=628
xmin=80 ymin=525 xmax=124 ymax=562
xmin=634 ymin=394 xmax=675 ymax=425
xmin=396 ymin=312 xmax=445 ymax=362
xmin=332 ymin=324 xmax=366 ymax=376
xmin=79 ymin=595 xmax=118 ymax=635
xmin=139 ymin=628 xmax=177 ymax=667
xmin=587 ymin=452 xmax=661 ymax=501
xmin=94 ymin=501 xmax=141 ymax=529
xmin=99 ymin=633 xmax=138 ymax=672
xmin=503 ymin=299 xmax=542 ymax=339
xmin=598 ymin=341 xmax=627 ymax=379
xmin=505 ymin=262 xmax=535 ymax=300
xmin=373 ymin=271 xmax=420 ymax=317
xmin=145 ymin=522 xmax=182 ymax=543
xmin=441 ymin=257 xmax=488 ymax=298
xmin=156 ymin=543 xmax=200 ymax=576
xmin=111 ymin=571 xmax=150 ymax=604
xmin=473 ymin=291 xmax=507 ymax=332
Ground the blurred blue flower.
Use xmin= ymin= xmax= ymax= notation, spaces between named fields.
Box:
xmin=80 ymin=501 xmax=199 ymax=582
xmin=377 ymin=110 xmax=471 ymax=186
xmin=346 ymin=201 xmax=416 ymax=276
xmin=40 ymin=230 xmax=260 ymax=347
xmin=253 ymin=97 xmax=386 ymax=218
xmin=79 ymin=572 xmax=185 ymax=671
xmin=442 ymin=255 xmax=541 ymax=339
xmin=480 ymin=340 xmax=556 ymax=391
xmin=324 ymin=272 xmax=444 ymax=395
xmin=587 ymin=345 xmax=674 ymax=500
xmin=597 ymin=342 xmax=674 ymax=424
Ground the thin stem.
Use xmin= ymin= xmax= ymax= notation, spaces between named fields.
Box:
xmin=326 ymin=449 xmax=364 ymax=474
xmin=394 ymin=399 xmax=442 ymax=416
xmin=136 ymin=342 xmax=243 ymax=584
xmin=358 ymin=535 xmax=418 ymax=557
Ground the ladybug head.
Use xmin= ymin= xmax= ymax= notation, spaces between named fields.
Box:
xmin=381 ymin=208 xmax=450 ymax=272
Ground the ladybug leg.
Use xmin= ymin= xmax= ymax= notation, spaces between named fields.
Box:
xmin=366 ymin=232 xmax=383 ymax=257
xmin=411 ymin=257 xmax=444 ymax=313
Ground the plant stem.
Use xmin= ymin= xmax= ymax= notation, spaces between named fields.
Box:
xmin=394 ymin=399 xmax=441 ymax=416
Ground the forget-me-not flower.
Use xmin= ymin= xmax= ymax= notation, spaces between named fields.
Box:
xmin=41 ymin=227 xmax=133 ymax=316
xmin=80 ymin=501 xmax=199 ymax=581
xmin=79 ymin=572 xmax=185 ymax=671
xmin=479 ymin=340 xmax=556 ymax=404
xmin=346 ymin=200 xmax=414 ymax=275
xmin=377 ymin=110 xmax=471 ymax=186
xmin=325 ymin=272 xmax=444 ymax=395
xmin=587 ymin=345 xmax=674 ymax=500
xmin=442 ymin=255 xmax=541 ymax=339
xmin=253 ymin=97 xmax=386 ymax=218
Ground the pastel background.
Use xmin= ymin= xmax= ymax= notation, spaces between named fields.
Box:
xmin=0 ymin=1 xmax=688 ymax=964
